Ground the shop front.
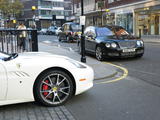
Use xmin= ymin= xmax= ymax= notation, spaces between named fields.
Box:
xmin=116 ymin=13 xmax=133 ymax=33
xmin=135 ymin=5 xmax=160 ymax=36
xmin=85 ymin=11 xmax=104 ymax=27
xmin=105 ymin=13 xmax=115 ymax=25
xmin=109 ymin=8 xmax=134 ymax=34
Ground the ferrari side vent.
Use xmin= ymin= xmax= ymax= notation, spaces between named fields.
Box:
xmin=9 ymin=71 xmax=30 ymax=77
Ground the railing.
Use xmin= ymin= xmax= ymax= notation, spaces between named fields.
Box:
xmin=0 ymin=29 xmax=38 ymax=54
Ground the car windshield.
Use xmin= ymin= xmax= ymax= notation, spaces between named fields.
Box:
xmin=71 ymin=24 xmax=81 ymax=31
xmin=96 ymin=28 xmax=115 ymax=36
xmin=113 ymin=27 xmax=129 ymax=36
xmin=0 ymin=52 xmax=10 ymax=60
xmin=49 ymin=26 xmax=57 ymax=30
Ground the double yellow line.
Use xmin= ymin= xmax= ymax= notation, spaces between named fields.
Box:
xmin=96 ymin=62 xmax=128 ymax=85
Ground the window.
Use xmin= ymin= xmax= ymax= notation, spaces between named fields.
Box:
xmin=71 ymin=24 xmax=81 ymax=31
xmin=40 ymin=10 xmax=51 ymax=15
xmin=64 ymin=11 xmax=71 ymax=16
xmin=108 ymin=0 xmax=114 ymax=3
xmin=96 ymin=28 xmax=114 ymax=36
xmin=64 ymin=24 xmax=70 ymax=31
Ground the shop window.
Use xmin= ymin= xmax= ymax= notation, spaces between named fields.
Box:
xmin=155 ymin=15 xmax=160 ymax=35
xmin=108 ymin=0 xmax=114 ymax=3
xmin=137 ymin=14 xmax=150 ymax=36
xmin=116 ymin=13 xmax=133 ymax=33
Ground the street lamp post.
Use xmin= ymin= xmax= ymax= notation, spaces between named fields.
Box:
xmin=105 ymin=9 xmax=110 ymax=24
xmin=32 ymin=6 xmax=36 ymax=29
xmin=101 ymin=0 xmax=103 ymax=26
xmin=80 ymin=0 xmax=86 ymax=63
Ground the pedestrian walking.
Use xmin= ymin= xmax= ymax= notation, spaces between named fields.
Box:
xmin=17 ymin=23 xmax=27 ymax=52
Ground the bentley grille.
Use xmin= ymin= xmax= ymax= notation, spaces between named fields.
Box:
xmin=118 ymin=41 xmax=136 ymax=48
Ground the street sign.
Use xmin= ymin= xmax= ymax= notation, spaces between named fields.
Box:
xmin=80 ymin=16 xmax=86 ymax=25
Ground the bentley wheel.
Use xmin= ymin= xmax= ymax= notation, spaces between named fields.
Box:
xmin=96 ymin=46 xmax=103 ymax=61
xmin=136 ymin=54 xmax=143 ymax=58
xmin=34 ymin=70 xmax=74 ymax=106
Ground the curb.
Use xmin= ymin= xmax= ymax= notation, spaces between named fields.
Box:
xmin=144 ymin=41 xmax=160 ymax=43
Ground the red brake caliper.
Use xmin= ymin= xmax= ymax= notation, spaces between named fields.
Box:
xmin=43 ymin=80 xmax=49 ymax=96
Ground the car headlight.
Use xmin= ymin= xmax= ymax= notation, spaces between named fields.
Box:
xmin=111 ymin=43 xmax=117 ymax=48
xmin=68 ymin=59 xmax=86 ymax=68
xmin=137 ymin=41 xmax=143 ymax=46
xmin=140 ymin=41 xmax=144 ymax=46
xmin=105 ymin=43 xmax=111 ymax=48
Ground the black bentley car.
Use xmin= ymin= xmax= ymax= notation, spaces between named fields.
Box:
xmin=83 ymin=26 xmax=144 ymax=60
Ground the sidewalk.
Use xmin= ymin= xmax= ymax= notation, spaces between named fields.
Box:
xmin=142 ymin=36 xmax=160 ymax=43
xmin=38 ymin=42 xmax=117 ymax=80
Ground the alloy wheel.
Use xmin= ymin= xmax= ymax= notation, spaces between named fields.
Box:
xmin=96 ymin=47 xmax=103 ymax=61
xmin=40 ymin=73 xmax=70 ymax=105
xmin=34 ymin=70 xmax=73 ymax=106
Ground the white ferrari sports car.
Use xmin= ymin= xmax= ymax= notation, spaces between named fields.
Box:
xmin=0 ymin=52 xmax=94 ymax=106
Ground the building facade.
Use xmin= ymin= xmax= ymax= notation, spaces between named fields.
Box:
xmin=71 ymin=0 xmax=160 ymax=38
xmin=108 ymin=0 xmax=160 ymax=36
xmin=71 ymin=0 xmax=108 ymax=26
xmin=20 ymin=0 xmax=72 ymax=29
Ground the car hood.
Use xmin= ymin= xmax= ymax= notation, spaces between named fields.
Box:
xmin=97 ymin=36 xmax=140 ymax=43
xmin=17 ymin=52 xmax=69 ymax=60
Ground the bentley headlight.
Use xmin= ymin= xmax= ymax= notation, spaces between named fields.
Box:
xmin=137 ymin=41 xmax=143 ymax=46
xmin=140 ymin=41 xmax=144 ymax=46
xmin=137 ymin=41 xmax=141 ymax=46
xmin=111 ymin=43 xmax=117 ymax=48
xmin=68 ymin=59 xmax=86 ymax=68
xmin=105 ymin=43 xmax=111 ymax=48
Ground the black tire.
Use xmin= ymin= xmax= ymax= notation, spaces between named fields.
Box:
xmin=33 ymin=70 xmax=74 ymax=107
xmin=58 ymin=35 xmax=61 ymax=42
xmin=95 ymin=46 xmax=103 ymax=61
xmin=136 ymin=54 xmax=143 ymax=58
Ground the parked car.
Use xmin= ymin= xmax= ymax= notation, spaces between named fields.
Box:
xmin=55 ymin=27 xmax=62 ymax=36
xmin=39 ymin=28 xmax=48 ymax=35
xmin=82 ymin=25 xmax=144 ymax=61
xmin=0 ymin=52 xmax=93 ymax=106
xmin=58 ymin=22 xmax=81 ymax=42
xmin=47 ymin=26 xmax=57 ymax=35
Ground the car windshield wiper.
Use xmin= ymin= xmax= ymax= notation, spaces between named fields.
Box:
xmin=107 ymin=35 xmax=117 ymax=39
xmin=3 ymin=53 xmax=18 ymax=61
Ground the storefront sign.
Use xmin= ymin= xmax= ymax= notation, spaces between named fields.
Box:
xmin=80 ymin=16 xmax=86 ymax=25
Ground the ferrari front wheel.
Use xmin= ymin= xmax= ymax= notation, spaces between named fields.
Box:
xmin=34 ymin=70 xmax=74 ymax=106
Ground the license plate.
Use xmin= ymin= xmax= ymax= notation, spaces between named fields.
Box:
xmin=123 ymin=48 xmax=135 ymax=52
